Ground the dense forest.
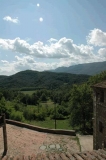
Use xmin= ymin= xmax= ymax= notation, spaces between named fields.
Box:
xmin=0 ymin=70 xmax=106 ymax=133
xmin=0 ymin=70 xmax=89 ymax=89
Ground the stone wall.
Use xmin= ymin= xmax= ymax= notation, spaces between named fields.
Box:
xmin=6 ymin=119 xmax=76 ymax=136
xmin=93 ymin=88 xmax=106 ymax=149
xmin=93 ymin=90 xmax=97 ymax=149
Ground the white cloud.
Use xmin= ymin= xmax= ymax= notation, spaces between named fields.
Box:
xmin=3 ymin=16 xmax=19 ymax=24
xmin=1 ymin=28 xmax=106 ymax=75
xmin=39 ymin=17 xmax=43 ymax=22
xmin=37 ymin=3 xmax=40 ymax=7
xmin=0 ymin=53 xmax=103 ymax=76
xmin=48 ymin=38 xmax=58 ymax=43
xmin=0 ymin=55 xmax=57 ymax=75
xmin=87 ymin=28 xmax=106 ymax=46
xmin=98 ymin=48 xmax=106 ymax=58
xmin=1 ymin=60 xmax=9 ymax=64
xmin=0 ymin=37 xmax=94 ymax=59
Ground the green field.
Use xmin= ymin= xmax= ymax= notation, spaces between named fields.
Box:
xmin=26 ymin=99 xmax=55 ymax=109
xmin=26 ymin=118 xmax=72 ymax=130
xmin=21 ymin=90 xmax=36 ymax=95
xmin=41 ymin=99 xmax=54 ymax=107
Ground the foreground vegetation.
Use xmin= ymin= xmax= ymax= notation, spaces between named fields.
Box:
xmin=0 ymin=70 xmax=106 ymax=133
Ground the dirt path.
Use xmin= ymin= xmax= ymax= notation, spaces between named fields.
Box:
xmin=77 ymin=134 xmax=93 ymax=151
xmin=0 ymin=124 xmax=79 ymax=157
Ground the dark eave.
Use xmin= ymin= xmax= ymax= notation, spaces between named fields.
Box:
xmin=1 ymin=149 xmax=106 ymax=160
xmin=91 ymin=81 xmax=106 ymax=89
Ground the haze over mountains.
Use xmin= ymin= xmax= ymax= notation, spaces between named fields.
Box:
xmin=52 ymin=61 xmax=106 ymax=75
xmin=0 ymin=61 xmax=106 ymax=89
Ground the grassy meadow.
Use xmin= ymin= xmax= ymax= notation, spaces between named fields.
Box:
xmin=21 ymin=90 xmax=37 ymax=95
xmin=26 ymin=118 xmax=72 ymax=130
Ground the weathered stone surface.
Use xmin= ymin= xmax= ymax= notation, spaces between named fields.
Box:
xmin=0 ymin=124 xmax=79 ymax=157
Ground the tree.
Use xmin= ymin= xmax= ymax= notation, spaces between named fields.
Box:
xmin=23 ymin=107 xmax=35 ymax=121
xmin=0 ymin=92 xmax=3 ymax=100
xmin=40 ymin=93 xmax=47 ymax=101
xmin=31 ymin=93 xmax=39 ymax=105
xmin=0 ymin=96 xmax=7 ymax=113
xmin=69 ymin=84 xmax=93 ymax=133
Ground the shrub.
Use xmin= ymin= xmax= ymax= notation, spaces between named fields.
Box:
xmin=23 ymin=107 xmax=35 ymax=120
xmin=10 ymin=111 xmax=24 ymax=122
xmin=35 ymin=111 xmax=46 ymax=121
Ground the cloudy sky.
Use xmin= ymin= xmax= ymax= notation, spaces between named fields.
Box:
xmin=0 ymin=0 xmax=106 ymax=75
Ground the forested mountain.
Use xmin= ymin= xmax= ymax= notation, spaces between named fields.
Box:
xmin=0 ymin=70 xmax=89 ymax=89
xmin=52 ymin=61 xmax=106 ymax=75
xmin=0 ymin=75 xmax=7 ymax=80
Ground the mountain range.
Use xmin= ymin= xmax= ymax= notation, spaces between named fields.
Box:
xmin=0 ymin=70 xmax=89 ymax=90
xmin=52 ymin=61 xmax=106 ymax=75
xmin=0 ymin=61 xmax=106 ymax=89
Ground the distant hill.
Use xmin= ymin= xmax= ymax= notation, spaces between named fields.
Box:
xmin=0 ymin=70 xmax=89 ymax=90
xmin=52 ymin=61 xmax=106 ymax=75
xmin=0 ymin=75 xmax=7 ymax=80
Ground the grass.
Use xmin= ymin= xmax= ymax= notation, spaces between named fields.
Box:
xmin=41 ymin=99 xmax=54 ymax=107
xmin=71 ymin=136 xmax=81 ymax=152
xmin=26 ymin=100 xmax=55 ymax=112
xmin=26 ymin=117 xmax=72 ymax=130
xmin=76 ymin=136 xmax=81 ymax=151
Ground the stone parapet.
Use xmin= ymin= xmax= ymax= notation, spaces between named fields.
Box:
xmin=6 ymin=119 xmax=76 ymax=136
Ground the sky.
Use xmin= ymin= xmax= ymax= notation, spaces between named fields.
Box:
xmin=0 ymin=0 xmax=106 ymax=75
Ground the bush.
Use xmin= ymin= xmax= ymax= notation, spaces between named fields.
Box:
xmin=35 ymin=111 xmax=46 ymax=121
xmin=23 ymin=107 xmax=35 ymax=120
xmin=14 ymin=103 xmax=20 ymax=111
xmin=50 ymin=112 xmax=65 ymax=120
xmin=40 ymin=93 xmax=47 ymax=101
xmin=10 ymin=111 xmax=24 ymax=122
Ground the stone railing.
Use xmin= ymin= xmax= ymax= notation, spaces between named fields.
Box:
xmin=6 ymin=119 xmax=76 ymax=136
